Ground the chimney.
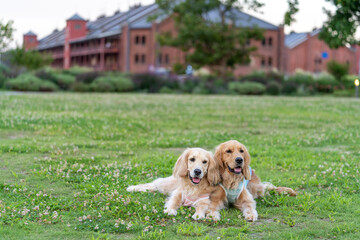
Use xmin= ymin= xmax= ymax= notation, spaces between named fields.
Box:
xmin=23 ymin=31 xmax=38 ymax=50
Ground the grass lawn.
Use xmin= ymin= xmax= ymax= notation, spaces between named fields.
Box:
xmin=0 ymin=93 xmax=359 ymax=239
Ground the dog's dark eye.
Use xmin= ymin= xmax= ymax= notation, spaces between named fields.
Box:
xmin=202 ymin=161 xmax=207 ymax=164
xmin=240 ymin=149 xmax=244 ymax=153
xmin=190 ymin=158 xmax=195 ymax=162
xmin=226 ymin=150 xmax=232 ymax=153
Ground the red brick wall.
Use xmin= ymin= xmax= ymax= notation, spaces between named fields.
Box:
xmin=285 ymin=34 xmax=357 ymax=74
xmin=23 ymin=35 xmax=38 ymax=50
xmin=129 ymin=29 xmax=152 ymax=73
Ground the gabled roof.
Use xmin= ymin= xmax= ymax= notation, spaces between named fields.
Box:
xmin=24 ymin=31 xmax=37 ymax=36
xmin=285 ymin=29 xmax=321 ymax=49
xmin=68 ymin=14 xmax=86 ymax=21
xmin=37 ymin=3 xmax=280 ymax=50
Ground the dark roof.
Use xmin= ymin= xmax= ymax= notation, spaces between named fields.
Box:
xmin=24 ymin=31 xmax=37 ymax=36
xmin=285 ymin=29 xmax=321 ymax=49
xmin=38 ymin=3 xmax=280 ymax=50
xmin=67 ymin=14 xmax=86 ymax=21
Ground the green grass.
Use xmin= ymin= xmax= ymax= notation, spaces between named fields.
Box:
xmin=0 ymin=93 xmax=359 ymax=239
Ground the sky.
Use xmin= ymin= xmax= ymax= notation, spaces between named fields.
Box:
xmin=0 ymin=0 xmax=333 ymax=48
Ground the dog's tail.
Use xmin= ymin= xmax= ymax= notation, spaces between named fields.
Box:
xmin=262 ymin=182 xmax=297 ymax=196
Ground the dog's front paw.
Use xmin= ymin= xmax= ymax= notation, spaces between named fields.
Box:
xmin=206 ymin=211 xmax=220 ymax=221
xmin=244 ymin=209 xmax=258 ymax=222
xmin=164 ymin=208 xmax=177 ymax=216
xmin=192 ymin=213 xmax=205 ymax=220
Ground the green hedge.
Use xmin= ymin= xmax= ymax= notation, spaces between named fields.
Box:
xmin=90 ymin=75 xmax=134 ymax=92
xmin=5 ymin=73 xmax=58 ymax=92
xmin=228 ymin=81 xmax=266 ymax=95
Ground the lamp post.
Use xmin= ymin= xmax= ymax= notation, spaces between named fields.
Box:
xmin=355 ymin=79 xmax=359 ymax=98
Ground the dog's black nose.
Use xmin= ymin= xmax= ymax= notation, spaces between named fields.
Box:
xmin=194 ymin=169 xmax=202 ymax=176
xmin=235 ymin=157 xmax=243 ymax=164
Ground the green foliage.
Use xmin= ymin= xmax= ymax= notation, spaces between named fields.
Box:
xmin=288 ymin=70 xmax=313 ymax=86
xmin=91 ymin=75 xmax=134 ymax=92
xmin=284 ymin=0 xmax=299 ymax=25
xmin=333 ymin=89 xmax=355 ymax=97
xmin=8 ymin=47 xmax=53 ymax=71
xmin=64 ymin=66 xmax=92 ymax=76
xmin=228 ymin=81 xmax=266 ymax=95
xmin=5 ymin=73 xmax=58 ymax=91
xmin=241 ymin=70 xmax=267 ymax=85
xmin=172 ymin=63 xmax=186 ymax=75
xmin=159 ymin=86 xmax=174 ymax=94
xmin=52 ymin=73 xmax=76 ymax=90
xmin=314 ymin=73 xmax=340 ymax=93
xmin=156 ymin=0 xmax=264 ymax=77
xmin=0 ymin=20 xmax=14 ymax=52
xmin=282 ymin=81 xmax=298 ymax=95
xmin=327 ymin=60 xmax=349 ymax=81
xmin=319 ymin=0 xmax=360 ymax=48
xmin=266 ymin=81 xmax=282 ymax=95
xmin=341 ymin=75 xmax=359 ymax=89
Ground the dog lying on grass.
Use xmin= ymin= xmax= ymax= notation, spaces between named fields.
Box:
xmin=207 ymin=140 xmax=297 ymax=221
xmin=127 ymin=148 xmax=223 ymax=220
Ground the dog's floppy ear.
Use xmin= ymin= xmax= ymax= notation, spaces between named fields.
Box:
xmin=214 ymin=145 xmax=225 ymax=174
xmin=242 ymin=146 xmax=251 ymax=180
xmin=173 ymin=148 xmax=190 ymax=178
xmin=206 ymin=151 xmax=221 ymax=186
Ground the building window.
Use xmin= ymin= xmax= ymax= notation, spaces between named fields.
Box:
xmin=268 ymin=37 xmax=272 ymax=46
xmin=261 ymin=57 xmax=266 ymax=67
xmin=262 ymin=38 xmax=266 ymax=46
xmin=165 ymin=54 xmax=169 ymax=64
xmin=135 ymin=54 xmax=139 ymax=64
xmin=268 ymin=57 xmax=272 ymax=67
xmin=75 ymin=24 xmax=81 ymax=30
xmin=141 ymin=54 xmax=146 ymax=64
xmin=29 ymin=38 xmax=34 ymax=43
xmin=135 ymin=36 xmax=140 ymax=45
xmin=158 ymin=54 xmax=162 ymax=64
xmin=142 ymin=36 xmax=146 ymax=45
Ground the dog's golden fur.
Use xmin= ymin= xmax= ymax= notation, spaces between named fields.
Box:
xmin=208 ymin=140 xmax=297 ymax=221
xmin=127 ymin=148 xmax=223 ymax=220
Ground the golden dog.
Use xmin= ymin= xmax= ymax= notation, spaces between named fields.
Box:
xmin=127 ymin=148 xmax=223 ymax=220
xmin=207 ymin=140 xmax=297 ymax=222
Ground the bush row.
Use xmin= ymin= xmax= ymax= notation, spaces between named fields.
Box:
xmin=1 ymin=66 xmax=358 ymax=96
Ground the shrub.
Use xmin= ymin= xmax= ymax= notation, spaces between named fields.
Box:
xmin=327 ymin=60 xmax=349 ymax=81
xmin=341 ymin=75 xmax=359 ymax=89
xmin=71 ymin=82 xmax=92 ymax=92
xmin=0 ymin=72 xmax=6 ymax=88
xmin=35 ymin=67 xmax=59 ymax=82
xmin=76 ymin=71 xmax=102 ymax=84
xmin=64 ymin=66 xmax=92 ymax=76
xmin=159 ymin=86 xmax=174 ymax=94
xmin=192 ymin=85 xmax=210 ymax=94
xmin=266 ymin=81 xmax=281 ymax=95
xmin=228 ymin=81 xmax=266 ymax=95
xmin=288 ymin=70 xmax=313 ymax=86
xmin=267 ymin=69 xmax=284 ymax=83
xmin=314 ymin=73 xmax=340 ymax=93
xmin=5 ymin=73 xmax=58 ymax=92
xmin=91 ymin=75 xmax=134 ymax=92
xmin=240 ymin=70 xmax=267 ymax=85
xmin=51 ymin=73 xmax=75 ymax=90
xmin=131 ymin=74 xmax=177 ymax=93
xmin=282 ymin=81 xmax=298 ymax=95
xmin=172 ymin=63 xmax=186 ymax=75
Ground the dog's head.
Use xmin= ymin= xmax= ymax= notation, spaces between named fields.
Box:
xmin=173 ymin=148 xmax=221 ymax=186
xmin=214 ymin=140 xmax=251 ymax=180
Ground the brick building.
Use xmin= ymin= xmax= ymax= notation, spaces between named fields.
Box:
xmin=23 ymin=4 xmax=286 ymax=76
xmin=284 ymin=29 xmax=359 ymax=75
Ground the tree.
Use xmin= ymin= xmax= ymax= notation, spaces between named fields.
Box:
xmin=0 ymin=20 xmax=14 ymax=53
xmin=8 ymin=47 xmax=53 ymax=72
xmin=285 ymin=0 xmax=360 ymax=48
xmin=327 ymin=60 xmax=349 ymax=82
xmin=155 ymin=0 xmax=264 ymax=78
